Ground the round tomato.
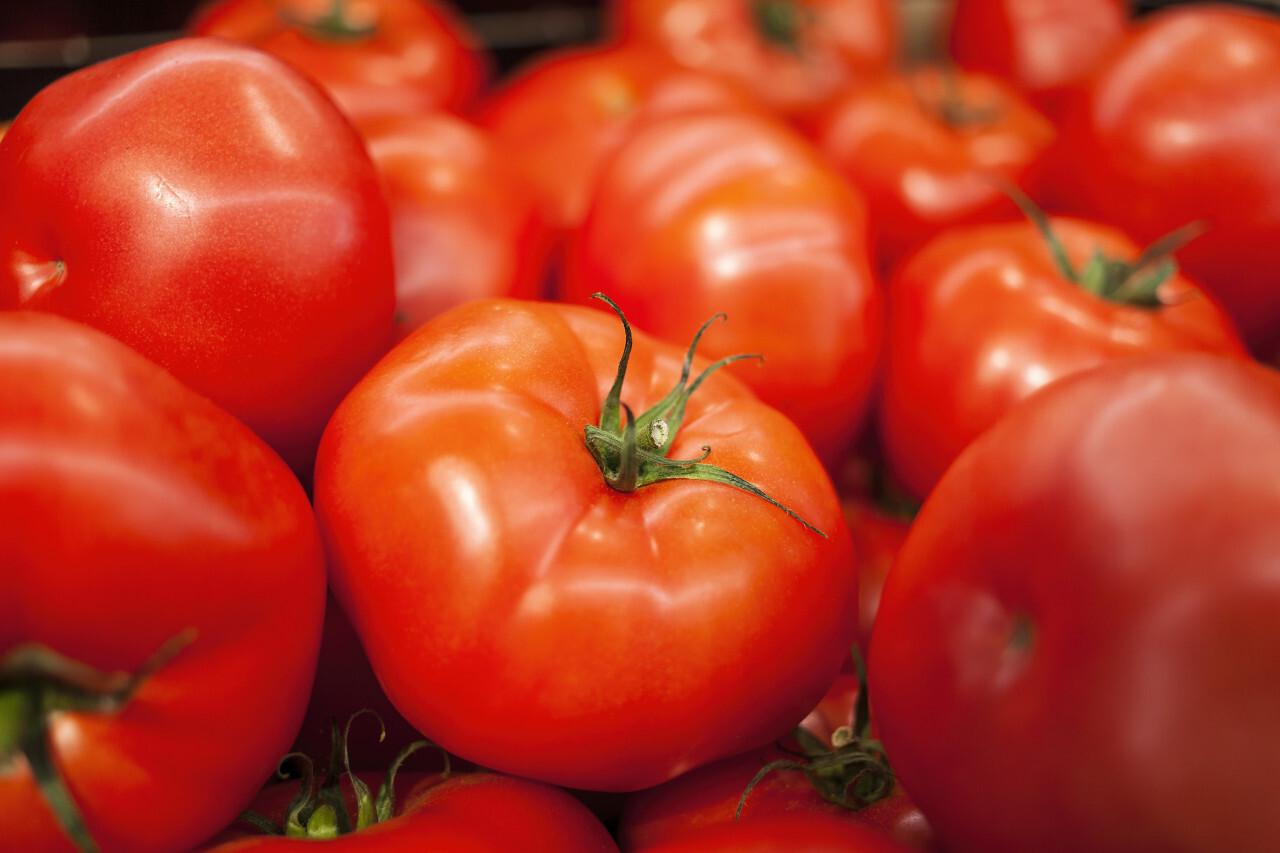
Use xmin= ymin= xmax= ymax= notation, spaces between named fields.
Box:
xmin=0 ymin=312 xmax=326 ymax=853
xmin=473 ymin=42 xmax=758 ymax=238
xmin=559 ymin=106 xmax=883 ymax=468
xmin=353 ymin=111 xmax=553 ymax=343
xmin=633 ymin=812 xmax=918 ymax=852
xmin=609 ymin=0 xmax=898 ymax=122
xmin=877 ymin=214 xmax=1247 ymax=501
xmin=1048 ymin=4 xmax=1280 ymax=357
xmin=0 ymin=37 xmax=395 ymax=479
xmin=946 ymin=0 xmax=1129 ymax=119
xmin=806 ymin=63 xmax=1056 ymax=272
xmin=312 ymin=296 xmax=857 ymax=792
xmin=187 ymin=0 xmax=490 ymax=120
xmin=869 ymin=351 xmax=1280 ymax=853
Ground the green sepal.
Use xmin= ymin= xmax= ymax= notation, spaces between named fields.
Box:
xmin=584 ymin=293 xmax=826 ymax=537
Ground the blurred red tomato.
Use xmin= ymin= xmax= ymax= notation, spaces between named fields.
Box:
xmin=354 ymin=111 xmax=553 ymax=342
xmin=807 ymin=64 xmax=1056 ymax=272
xmin=878 ymin=215 xmax=1248 ymax=501
xmin=610 ymin=0 xmax=898 ymax=122
xmin=947 ymin=0 xmax=1129 ymax=119
xmin=1048 ymin=4 xmax=1280 ymax=357
xmin=560 ymin=106 xmax=883 ymax=467
xmin=474 ymin=42 xmax=759 ymax=238
xmin=188 ymin=0 xmax=490 ymax=121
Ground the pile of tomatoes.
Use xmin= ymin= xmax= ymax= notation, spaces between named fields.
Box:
xmin=3 ymin=0 xmax=1280 ymax=851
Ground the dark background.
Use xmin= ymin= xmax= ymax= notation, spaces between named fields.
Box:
xmin=0 ymin=0 xmax=1275 ymax=119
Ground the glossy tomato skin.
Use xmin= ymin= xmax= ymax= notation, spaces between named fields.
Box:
xmin=877 ymin=216 xmax=1248 ymax=501
xmin=947 ymin=0 xmax=1129 ymax=119
xmin=473 ymin=42 xmax=759 ymax=237
xmin=0 ymin=37 xmax=395 ymax=479
xmin=559 ymin=107 xmax=883 ymax=468
xmin=313 ymin=298 xmax=858 ymax=792
xmin=203 ymin=771 xmax=619 ymax=851
xmin=869 ymin=352 xmax=1280 ymax=853
xmin=807 ymin=64 xmax=1056 ymax=273
xmin=354 ymin=111 xmax=553 ymax=343
xmin=0 ymin=312 xmax=326 ymax=853
xmin=1049 ymin=5 xmax=1280 ymax=357
xmin=188 ymin=0 xmax=490 ymax=120
xmin=610 ymin=0 xmax=898 ymax=123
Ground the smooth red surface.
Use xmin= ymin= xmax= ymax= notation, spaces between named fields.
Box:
xmin=877 ymin=216 xmax=1248 ymax=500
xmin=808 ymin=64 xmax=1056 ymax=272
xmin=355 ymin=111 xmax=553 ymax=342
xmin=870 ymin=352 xmax=1280 ymax=853
xmin=0 ymin=312 xmax=326 ymax=853
xmin=313 ymin=298 xmax=857 ymax=791
xmin=560 ymin=107 xmax=883 ymax=467
xmin=0 ymin=37 xmax=395 ymax=477
xmin=1050 ymin=5 xmax=1280 ymax=357
xmin=188 ymin=0 xmax=490 ymax=120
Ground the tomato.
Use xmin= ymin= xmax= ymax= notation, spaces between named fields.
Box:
xmin=609 ymin=0 xmax=898 ymax=123
xmin=841 ymin=497 xmax=910 ymax=654
xmin=633 ymin=812 xmax=918 ymax=852
xmin=0 ymin=312 xmax=326 ymax=853
xmin=617 ymin=670 xmax=937 ymax=851
xmin=1048 ymin=5 xmax=1280 ymax=358
xmin=869 ymin=351 xmax=1280 ymax=853
xmin=0 ymin=37 xmax=395 ymax=480
xmin=877 ymin=214 xmax=1248 ymax=501
xmin=353 ymin=111 xmax=553 ymax=343
xmin=559 ymin=106 xmax=883 ymax=468
xmin=203 ymin=769 xmax=619 ymax=851
xmin=187 ymin=0 xmax=490 ymax=121
xmin=473 ymin=42 xmax=759 ymax=238
xmin=312 ymin=296 xmax=857 ymax=791
xmin=806 ymin=64 xmax=1056 ymax=273
xmin=946 ymin=0 xmax=1129 ymax=119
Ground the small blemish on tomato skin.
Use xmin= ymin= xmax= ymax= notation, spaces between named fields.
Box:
xmin=13 ymin=255 xmax=66 ymax=304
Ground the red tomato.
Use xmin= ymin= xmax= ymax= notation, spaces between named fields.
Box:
xmin=807 ymin=64 xmax=1056 ymax=272
xmin=1049 ymin=5 xmax=1280 ymax=357
xmin=946 ymin=0 xmax=1129 ymax=119
xmin=618 ymin=671 xmax=937 ymax=852
xmin=877 ymin=215 xmax=1248 ymax=501
xmin=0 ymin=37 xmax=395 ymax=479
xmin=313 ymin=297 xmax=857 ymax=791
xmin=187 ymin=0 xmax=490 ymax=120
xmin=204 ymin=771 xmax=619 ymax=851
xmin=610 ymin=0 xmax=898 ymax=122
xmin=634 ymin=812 xmax=918 ymax=852
xmin=841 ymin=497 xmax=910 ymax=653
xmin=473 ymin=42 xmax=759 ymax=237
xmin=869 ymin=351 xmax=1280 ymax=853
xmin=559 ymin=107 xmax=883 ymax=468
xmin=0 ymin=312 xmax=326 ymax=853
xmin=353 ymin=111 xmax=553 ymax=343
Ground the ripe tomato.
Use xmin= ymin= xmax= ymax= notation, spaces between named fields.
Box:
xmin=559 ymin=106 xmax=883 ymax=468
xmin=0 ymin=37 xmax=395 ymax=479
xmin=353 ymin=111 xmax=553 ymax=343
xmin=0 ymin=312 xmax=326 ymax=853
xmin=633 ymin=813 xmax=918 ymax=852
xmin=203 ymin=769 xmax=619 ymax=851
xmin=946 ymin=0 xmax=1129 ymax=119
xmin=313 ymin=297 xmax=857 ymax=792
xmin=473 ymin=42 xmax=759 ymax=238
xmin=869 ymin=351 xmax=1280 ymax=853
xmin=806 ymin=64 xmax=1056 ymax=272
xmin=609 ymin=0 xmax=898 ymax=122
xmin=187 ymin=0 xmax=490 ymax=120
xmin=1049 ymin=5 xmax=1280 ymax=357
xmin=841 ymin=497 xmax=910 ymax=654
xmin=877 ymin=214 xmax=1248 ymax=501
